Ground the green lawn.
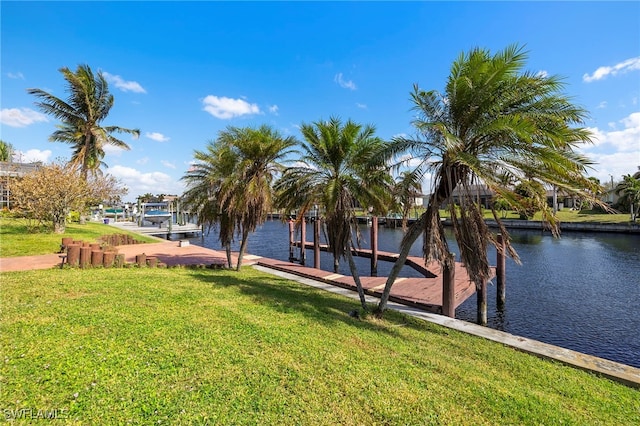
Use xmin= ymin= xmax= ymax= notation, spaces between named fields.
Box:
xmin=0 ymin=217 xmax=160 ymax=257
xmin=1 ymin=267 xmax=637 ymax=425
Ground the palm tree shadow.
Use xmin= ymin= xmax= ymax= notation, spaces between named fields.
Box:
xmin=190 ymin=269 xmax=451 ymax=338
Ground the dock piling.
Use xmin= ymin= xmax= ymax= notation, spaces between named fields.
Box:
xmin=288 ymin=219 xmax=295 ymax=261
xmin=313 ymin=218 xmax=320 ymax=269
xmin=477 ymin=280 xmax=488 ymax=326
xmin=496 ymin=233 xmax=506 ymax=310
xmin=370 ymin=216 xmax=378 ymax=276
xmin=300 ymin=217 xmax=306 ymax=266
xmin=442 ymin=253 xmax=456 ymax=318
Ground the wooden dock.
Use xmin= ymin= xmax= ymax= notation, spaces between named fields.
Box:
xmin=105 ymin=221 xmax=202 ymax=238
xmin=274 ymin=242 xmax=488 ymax=314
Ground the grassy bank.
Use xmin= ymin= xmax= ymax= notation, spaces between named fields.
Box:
xmin=0 ymin=217 xmax=160 ymax=257
xmin=1 ymin=267 xmax=637 ymax=424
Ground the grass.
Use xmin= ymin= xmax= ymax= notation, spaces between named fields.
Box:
xmin=1 ymin=267 xmax=638 ymax=425
xmin=0 ymin=217 xmax=160 ymax=257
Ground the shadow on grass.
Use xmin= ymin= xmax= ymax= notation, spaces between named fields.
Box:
xmin=189 ymin=268 xmax=451 ymax=339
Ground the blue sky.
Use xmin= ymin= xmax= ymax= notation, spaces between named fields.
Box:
xmin=2 ymin=1 xmax=639 ymax=201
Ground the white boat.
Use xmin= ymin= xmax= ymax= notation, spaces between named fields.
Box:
xmin=144 ymin=210 xmax=172 ymax=224
xmin=141 ymin=202 xmax=172 ymax=224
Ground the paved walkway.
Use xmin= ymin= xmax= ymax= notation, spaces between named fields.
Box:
xmin=0 ymin=241 xmax=231 ymax=272
xmin=2 ymin=240 xmax=639 ymax=388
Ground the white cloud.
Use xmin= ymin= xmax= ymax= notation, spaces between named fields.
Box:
xmin=136 ymin=157 xmax=149 ymax=165
xmin=397 ymin=153 xmax=422 ymax=168
xmin=7 ymin=72 xmax=24 ymax=80
xmin=14 ymin=149 xmax=52 ymax=163
xmin=102 ymin=144 xmax=127 ymax=156
xmin=585 ymin=112 xmax=640 ymax=152
xmin=161 ymin=160 xmax=176 ymax=169
xmin=536 ymin=70 xmax=549 ymax=78
xmin=582 ymin=112 xmax=640 ymax=182
xmin=0 ymin=108 xmax=48 ymax=127
xmin=597 ymin=101 xmax=608 ymax=109
xmin=268 ymin=105 xmax=279 ymax=115
xmin=334 ymin=73 xmax=357 ymax=90
xmin=356 ymin=103 xmax=367 ymax=109
xmin=583 ymin=57 xmax=640 ymax=83
xmin=107 ymin=165 xmax=184 ymax=198
xmin=202 ymin=95 xmax=261 ymax=119
xmin=145 ymin=132 xmax=170 ymax=142
xmin=586 ymin=151 xmax=640 ymax=184
xmin=103 ymin=72 xmax=147 ymax=93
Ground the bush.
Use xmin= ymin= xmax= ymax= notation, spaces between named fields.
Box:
xmin=68 ymin=211 xmax=81 ymax=223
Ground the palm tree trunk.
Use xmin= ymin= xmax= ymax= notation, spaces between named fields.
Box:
xmin=236 ymin=229 xmax=249 ymax=271
xmin=375 ymin=176 xmax=453 ymax=317
xmin=225 ymin=243 xmax=232 ymax=269
xmin=374 ymin=213 xmax=426 ymax=316
xmin=345 ymin=245 xmax=368 ymax=310
xmin=333 ymin=256 xmax=340 ymax=273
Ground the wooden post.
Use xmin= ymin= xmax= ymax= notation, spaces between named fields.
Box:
xmin=442 ymin=253 xmax=456 ymax=318
xmin=313 ymin=218 xmax=320 ymax=269
xmin=136 ymin=253 xmax=147 ymax=267
xmin=147 ymin=256 xmax=158 ymax=268
xmin=370 ymin=216 xmax=378 ymax=276
xmin=288 ymin=219 xmax=295 ymax=261
xmin=67 ymin=244 xmax=80 ymax=267
xmin=61 ymin=237 xmax=73 ymax=252
xmin=300 ymin=217 xmax=306 ymax=266
xmin=91 ymin=250 xmax=103 ymax=268
xmin=496 ymin=233 xmax=506 ymax=310
xmin=477 ymin=280 xmax=488 ymax=326
xmin=103 ymin=251 xmax=116 ymax=268
xmin=80 ymin=246 xmax=91 ymax=269
xmin=115 ymin=254 xmax=125 ymax=268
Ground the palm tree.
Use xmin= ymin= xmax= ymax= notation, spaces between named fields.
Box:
xmin=274 ymin=117 xmax=390 ymax=310
xmin=0 ymin=140 xmax=15 ymax=162
xmin=183 ymin=125 xmax=297 ymax=270
xmin=28 ymin=64 xmax=139 ymax=179
xmin=375 ymin=45 xmax=604 ymax=322
xmin=390 ymin=170 xmax=423 ymax=231
xmin=615 ymin=174 xmax=640 ymax=221
xmin=182 ymin=140 xmax=238 ymax=268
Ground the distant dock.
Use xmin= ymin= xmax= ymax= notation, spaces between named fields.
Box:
xmin=106 ymin=220 xmax=202 ymax=239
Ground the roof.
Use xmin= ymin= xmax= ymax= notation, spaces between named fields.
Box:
xmin=0 ymin=161 xmax=42 ymax=177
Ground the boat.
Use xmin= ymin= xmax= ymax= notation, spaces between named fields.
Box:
xmin=144 ymin=210 xmax=172 ymax=224
xmin=103 ymin=208 xmax=124 ymax=218
xmin=141 ymin=202 xmax=172 ymax=224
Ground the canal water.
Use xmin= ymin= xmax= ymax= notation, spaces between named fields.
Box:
xmin=188 ymin=220 xmax=640 ymax=368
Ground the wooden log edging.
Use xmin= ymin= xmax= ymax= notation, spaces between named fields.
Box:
xmin=58 ymin=238 xmax=147 ymax=269
xmin=57 ymin=238 xmax=226 ymax=270
xmin=98 ymin=233 xmax=144 ymax=247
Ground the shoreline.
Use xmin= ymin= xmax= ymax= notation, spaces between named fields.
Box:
xmin=450 ymin=218 xmax=640 ymax=234
xmin=266 ymin=213 xmax=640 ymax=234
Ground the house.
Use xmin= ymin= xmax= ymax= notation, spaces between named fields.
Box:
xmin=0 ymin=161 xmax=42 ymax=209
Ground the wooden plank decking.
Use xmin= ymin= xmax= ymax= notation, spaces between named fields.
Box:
xmin=257 ymin=244 xmax=491 ymax=314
